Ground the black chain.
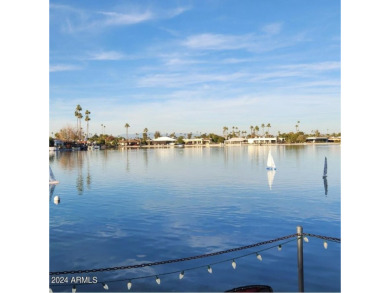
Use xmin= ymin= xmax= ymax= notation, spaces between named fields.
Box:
xmin=302 ymin=233 xmax=341 ymax=242
xmin=50 ymin=233 xmax=297 ymax=275
xmin=50 ymin=233 xmax=340 ymax=276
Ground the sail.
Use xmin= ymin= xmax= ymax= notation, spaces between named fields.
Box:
xmin=49 ymin=166 xmax=59 ymax=184
xmin=323 ymin=157 xmax=327 ymax=177
xmin=266 ymin=150 xmax=276 ymax=170
xmin=267 ymin=170 xmax=276 ymax=190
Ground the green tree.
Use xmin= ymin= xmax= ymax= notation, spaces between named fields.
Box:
xmin=143 ymin=128 xmax=149 ymax=143
xmin=85 ymin=110 xmax=91 ymax=140
xmin=154 ymin=131 xmax=161 ymax=139
xmin=124 ymin=123 xmax=130 ymax=140
xmin=250 ymin=125 xmax=254 ymax=136
xmin=266 ymin=123 xmax=271 ymax=136
xmin=223 ymin=126 xmax=228 ymax=138
xmin=74 ymin=105 xmax=82 ymax=140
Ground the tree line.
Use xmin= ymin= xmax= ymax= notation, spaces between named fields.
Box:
xmin=50 ymin=106 xmax=340 ymax=146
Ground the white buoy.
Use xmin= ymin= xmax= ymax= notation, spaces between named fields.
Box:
xmin=54 ymin=196 xmax=60 ymax=205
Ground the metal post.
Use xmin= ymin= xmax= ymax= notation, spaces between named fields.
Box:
xmin=297 ymin=226 xmax=304 ymax=292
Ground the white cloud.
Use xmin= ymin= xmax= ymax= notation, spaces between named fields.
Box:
xmin=50 ymin=64 xmax=82 ymax=72
xmin=183 ymin=33 xmax=250 ymax=50
xmin=137 ymin=72 xmax=247 ymax=88
xmin=182 ymin=31 xmax=306 ymax=53
xmin=277 ymin=61 xmax=340 ymax=71
xmin=262 ymin=22 xmax=283 ymax=35
xmin=98 ymin=11 xmax=153 ymax=26
xmin=51 ymin=4 xmax=190 ymax=33
xmin=88 ymin=51 xmax=125 ymax=60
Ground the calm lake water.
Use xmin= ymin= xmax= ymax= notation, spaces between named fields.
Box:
xmin=49 ymin=145 xmax=341 ymax=292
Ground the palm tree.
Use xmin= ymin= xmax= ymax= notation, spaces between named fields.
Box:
xmin=77 ymin=112 xmax=83 ymax=139
xmin=75 ymin=105 xmax=82 ymax=140
xmin=223 ymin=126 xmax=228 ymax=138
xmin=259 ymin=124 xmax=264 ymax=136
xmin=297 ymin=121 xmax=300 ymax=132
xmin=266 ymin=123 xmax=271 ymax=136
xmin=85 ymin=110 xmax=91 ymax=140
xmin=255 ymin=125 xmax=260 ymax=136
xmin=124 ymin=123 xmax=130 ymax=141
xmin=250 ymin=125 xmax=254 ymax=137
xmin=295 ymin=124 xmax=299 ymax=132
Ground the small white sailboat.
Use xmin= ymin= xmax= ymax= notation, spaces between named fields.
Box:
xmin=322 ymin=157 xmax=327 ymax=179
xmin=49 ymin=166 xmax=59 ymax=184
xmin=266 ymin=150 xmax=276 ymax=170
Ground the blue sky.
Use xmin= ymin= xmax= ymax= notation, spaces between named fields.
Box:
xmin=49 ymin=0 xmax=340 ymax=137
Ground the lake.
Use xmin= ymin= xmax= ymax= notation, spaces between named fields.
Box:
xmin=49 ymin=144 xmax=341 ymax=292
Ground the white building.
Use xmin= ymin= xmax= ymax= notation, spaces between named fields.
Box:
xmin=152 ymin=136 xmax=177 ymax=145
xmin=248 ymin=137 xmax=279 ymax=144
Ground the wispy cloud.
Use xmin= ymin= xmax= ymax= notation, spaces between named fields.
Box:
xmin=182 ymin=30 xmax=305 ymax=53
xmin=137 ymin=72 xmax=247 ymax=88
xmin=97 ymin=11 xmax=153 ymax=26
xmin=50 ymin=64 xmax=82 ymax=72
xmin=88 ymin=51 xmax=125 ymax=61
xmin=51 ymin=3 xmax=190 ymax=33
xmin=261 ymin=22 xmax=283 ymax=35
xmin=276 ymin=61 xmax=340 ymax=71
xmin=183 ymin=33 xmax=250 ymax=50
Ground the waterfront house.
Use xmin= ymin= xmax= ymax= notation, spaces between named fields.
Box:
xmin=119 ymin=139 xmax=141 ymax=146
xmin=151 ymin=136 xmax=177 ymax=145
xmin=183 ymin=138 xmax=205 ymax=145
xmin=248 ymin=137 xmax=280 ymax=144
xmin=224 ymin=137 xmax=247 ymax=144
xmin=306 ymin=136 xmax=329 ymax=143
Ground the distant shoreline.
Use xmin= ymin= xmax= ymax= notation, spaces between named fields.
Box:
xmin=134 ymin=142 xmax=341 ymax=148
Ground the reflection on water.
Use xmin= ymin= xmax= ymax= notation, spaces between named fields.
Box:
xmin=49 ymin=183 xmax=56 ymax=201
xmin=267 ymin=170 xmax=276 ymax=190
xmin=50 ymin=145 xmax=340 ymax=292
xmin=323 ymin=177 xmax=328 ymax=196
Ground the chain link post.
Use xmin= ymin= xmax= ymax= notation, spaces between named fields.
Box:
xmin=297 ymin=226 xmax=304 ymax=292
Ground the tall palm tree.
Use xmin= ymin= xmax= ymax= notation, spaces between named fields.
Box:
xmin=260 ymin=124 xmax=265 ymax=136
xmin=250 ymin=125 xmax=254 ymax=137
xmin=124 ymin=123 xmax=130 ymax=140
xmin=75 ymin=105 xmax=82 ymax=140
xmin=295 ymin=124 xmax=299 ymax=132
xmin=85 ymin=110 xmax=91 ymax=140
xmin=77 ymin=112 xmax=83 ymax=140
xmin=142 ymin=128 xmax=148 ymax=143
xmin=223 ymin=126 xmax=228 ymax=138
xmin=255 ymin=125 xmax=260 ymax=136
xmin=297 ymin=121 xmax=300 ymax=132
xmin=266 ymin=123 xmax=271 ymax=136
